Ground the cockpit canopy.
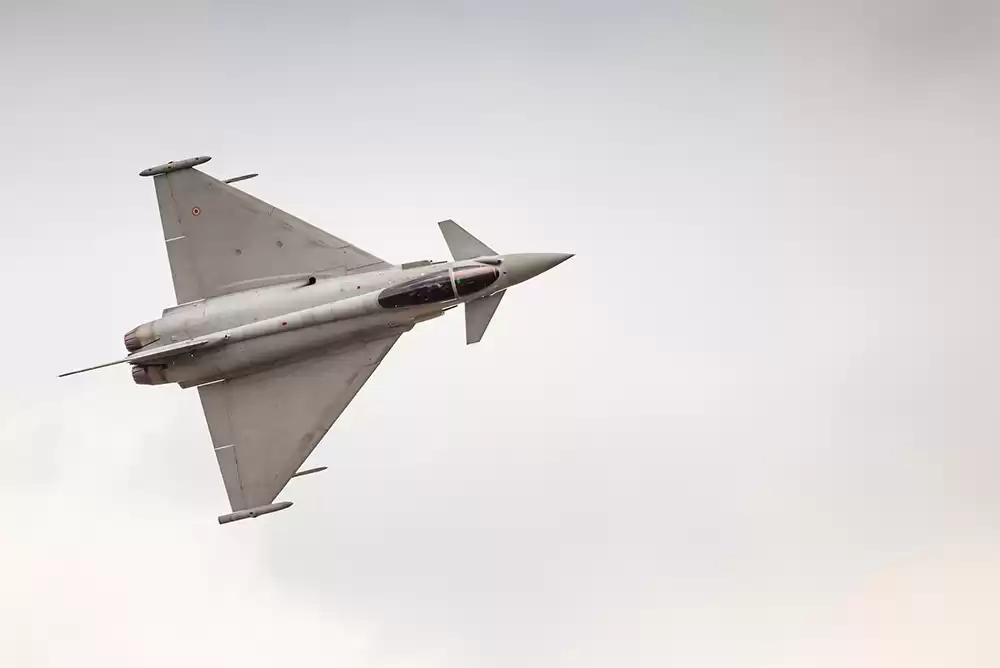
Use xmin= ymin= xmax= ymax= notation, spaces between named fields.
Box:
xmin=454 ymin=264 xmax=500 ymax=297
xmin=378 ymin=264 xmax=500 ymax=309
xmin=378 ymin=269 xmax=454 ymax=309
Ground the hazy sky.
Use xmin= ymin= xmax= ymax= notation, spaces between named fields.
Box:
xmin=2 ymin=1 xmax=999 ymax=666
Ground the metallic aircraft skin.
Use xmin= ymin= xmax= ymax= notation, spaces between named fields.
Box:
xmin=127 ymin=251 xmax=570 ymax=387
xmin=62 ymin=156 xmax=572 ymax=524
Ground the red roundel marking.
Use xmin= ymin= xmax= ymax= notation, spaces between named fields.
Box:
xmin=282 ymin=321 xmax=287 ymax=326
xmin=191 ymin=206 xmax=201 ymax=217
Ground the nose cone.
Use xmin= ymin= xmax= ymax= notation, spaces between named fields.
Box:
xmin=502 ymin=252 xmax=574 ymax=286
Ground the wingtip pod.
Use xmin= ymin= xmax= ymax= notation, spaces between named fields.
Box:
xmin=139 ymin=156 xmax=212 ymax=177
xmin=217 ymin=501 xmax=293 ymax=525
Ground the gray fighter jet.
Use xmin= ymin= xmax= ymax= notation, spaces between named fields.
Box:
xmin=61 ymin=156 xmax=572 ymax=524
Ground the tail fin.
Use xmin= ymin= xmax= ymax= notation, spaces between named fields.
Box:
xmin=465 ymin=290 xmax=505 ymax=344
xmin=438 ymin=220 xmax=496 ymax=260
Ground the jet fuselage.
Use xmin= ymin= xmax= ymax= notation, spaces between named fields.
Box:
xmin=125 ymin=252 xmax=570 ymax=388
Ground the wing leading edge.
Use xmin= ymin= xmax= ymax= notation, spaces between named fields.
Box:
xmin=197 ymin=334 xmax=403 ymax=516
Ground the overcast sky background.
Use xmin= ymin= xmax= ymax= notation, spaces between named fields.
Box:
xmin=2 ymin=1 xmax=999 ymax=666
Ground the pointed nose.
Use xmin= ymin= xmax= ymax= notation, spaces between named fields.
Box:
xmin=502 ymin=252 xmax=574 ymax=286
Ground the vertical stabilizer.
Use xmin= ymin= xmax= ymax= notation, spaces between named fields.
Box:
xmin=438 ymin=220 xmax=496 ymax=260
xmin=465 ymin=291 xmax=505 ymax=344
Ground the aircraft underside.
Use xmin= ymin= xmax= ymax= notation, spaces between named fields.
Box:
xmin=61 ymin=156 xmax=572 ymax=524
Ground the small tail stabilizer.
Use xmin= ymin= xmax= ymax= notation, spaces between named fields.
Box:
xmin=438 ymin=220 xmax=496 ymax=260
xmin=465 ymin=291 xmax=505 ymax=344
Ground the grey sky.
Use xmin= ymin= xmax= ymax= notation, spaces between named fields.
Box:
xmin=2 ymin=1 xmax=999 ymax=666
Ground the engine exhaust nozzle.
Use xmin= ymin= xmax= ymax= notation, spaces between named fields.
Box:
xmin=124 ymin=322 xmax=157 ymax=352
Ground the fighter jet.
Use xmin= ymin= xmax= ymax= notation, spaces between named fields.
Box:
xmin=60 ymin=156 xmax=572 ymax=524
